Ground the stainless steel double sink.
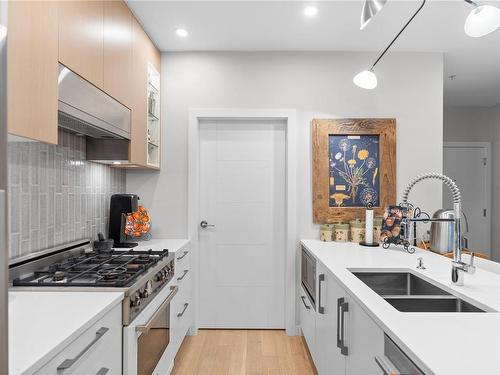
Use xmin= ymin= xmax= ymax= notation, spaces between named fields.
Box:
xmin=351 ymin=271 xmax=486 ymax=313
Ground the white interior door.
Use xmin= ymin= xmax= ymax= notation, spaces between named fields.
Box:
xmin=198 ymin=119 xmax=286 ymax=328
xmin=443 ymin=144 xmax=491 ymax=256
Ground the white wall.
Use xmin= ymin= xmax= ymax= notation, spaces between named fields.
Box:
xmin=127 ymin=52 xmax=444 ymax=239
xmin=444 ymin=106 xmax=494 ymax=142
xmin=444 ymin=105 xmax=500 ymax=260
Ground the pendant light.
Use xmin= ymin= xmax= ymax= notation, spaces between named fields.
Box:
xmin=464 ymin=0 xmax=500 ymax=37
xmin=360 ymin=0 xmax=387 ymax=30
xmin=354 ymin=0 xmax=426 ymax=89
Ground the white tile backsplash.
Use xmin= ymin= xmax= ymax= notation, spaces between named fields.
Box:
xmin=8 ymin=129 xmax=125 ymax=259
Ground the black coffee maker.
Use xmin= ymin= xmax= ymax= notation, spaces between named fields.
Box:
xmin=109 ymin=194 xmax=139 ymax=248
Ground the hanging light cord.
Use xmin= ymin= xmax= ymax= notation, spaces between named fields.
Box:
xmin=369 ymin=0 xmax=426 ymax=71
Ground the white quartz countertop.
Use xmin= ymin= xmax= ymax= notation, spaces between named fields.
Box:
xmin=9 ymin=291 xmax=123 ymax=375
xmin=127 ymin=238 xmax=190 ymax=253
xmin=301 ymin=240 xmax=500 ymax=375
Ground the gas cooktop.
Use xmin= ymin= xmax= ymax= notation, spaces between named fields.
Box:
xmin=12 ymin=248 xmax=170 ymax=287
xmin=10 ymin=240 xmax=176 ymax=325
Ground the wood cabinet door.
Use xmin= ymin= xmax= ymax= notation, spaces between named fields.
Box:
xmin=344 ymin=294 xmax=384 ymax=375
xmin=7 ymin=1 xmax=59 ymax=144
xmin=315 ymin=265 xmax=346 ymax=375
xmin=129 ymin=17 xmax=149 ymax=166
xmin=59 ymin=0 xmax=104 ymax=88
xmin=103 ymin=0 xmax=133 ymax=107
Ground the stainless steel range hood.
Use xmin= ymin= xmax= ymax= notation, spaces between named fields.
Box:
xmin=58 ymin=63 xmax=131 ymax=163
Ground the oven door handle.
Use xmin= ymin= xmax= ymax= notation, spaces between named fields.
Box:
xmin=136 ymin=285 xmax=178 ymax=334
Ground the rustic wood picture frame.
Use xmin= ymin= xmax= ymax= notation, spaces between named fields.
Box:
xmin=312 ymin=118 xmax=396 ymax=223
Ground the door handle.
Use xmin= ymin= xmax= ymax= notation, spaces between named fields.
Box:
xmin=200 ymin=220 xmax=216 ymax=229
xmin=300 ymin=296 xmax=311 ymax=310
xmin=177 ymin=251 xmax=189 ymax=261
xmin=318 ymin=274 xmax=325 ymax=314
xmin=136 ymin=286 xmax=178 ymax=334
xmin=96 ymin=368 xmax=109 ymax=375
xmin=177 ymin=269 xmax=189 ymax=281
xmin=375 ymin=355 xmax=401 ymax=375
xmin=337 ymin=297 xmax=349 ymax=356
xmin=177 ymin=303 xmax=189 ymax=318
xmin=57 ymin=327 xmax=109 ymax=370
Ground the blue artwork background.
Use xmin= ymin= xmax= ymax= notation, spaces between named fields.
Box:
xmin=328 ymin=134 xmax=380 ymax=207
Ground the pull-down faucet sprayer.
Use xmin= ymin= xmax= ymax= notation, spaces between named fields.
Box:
xmin=401 ymin=173 xmax=475 ymax=285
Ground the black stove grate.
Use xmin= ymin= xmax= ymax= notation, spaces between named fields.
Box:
xmin=12 ymin=248 xmax=169 ymax=287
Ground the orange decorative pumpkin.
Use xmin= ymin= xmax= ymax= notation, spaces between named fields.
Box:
xmin=124 ymin=206 xmax=152 ymax=239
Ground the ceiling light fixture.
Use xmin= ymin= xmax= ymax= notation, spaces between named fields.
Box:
xmin=354 ymin=0 xmax=426 ymax=89
xmin=175 ymin=28 xmax=189 ymax=38
xmin=463 ymin=0 xmax=500 ymax=37
xmin=360 ymin=0 xmax=387 ymax=30
xmin=304 ymin=5 xmax=318 ymax=18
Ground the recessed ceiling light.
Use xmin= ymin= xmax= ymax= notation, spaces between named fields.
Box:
xmin=304 ymin=6 xmax=318 ymax=18
xmin=175 ymin=28 xmax=189 ymax=38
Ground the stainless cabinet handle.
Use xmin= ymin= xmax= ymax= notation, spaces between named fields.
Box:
xmin=337 ymin=298 xmax=342 ymax=349
xmin=177 ymin=269 xmax=189 ymax=281
xmin=200 ymin=220 xmax=216 ymax=228
xmin=300 ymin=295 xmax=311 ymax=310
xmin=177 ymin=251 xmax=189 ymax=261
xmin=136 ymin=286 xmax=178 ymax=334
xmin=96 ymin=368 xmax=109 ymax=375
xmin=375 ymin=355 xmax=401 ymax=375
xmin=177 ymin=303 xmax=189 ymax=318
xmin=318 ymin=274 xmax=325 ymax=314
xmin=337 ymin=297 xmax=349 ymax=356
xmin=57 ymin=327 xmax=109 ymax=370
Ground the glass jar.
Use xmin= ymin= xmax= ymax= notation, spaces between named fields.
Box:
xmin=320 ymin=224 xmax=333 ymax=242
xmin=333 ymin=223 xmax=350 ymax=242
xmin=350 ymin=219 xmax=366 ymax=243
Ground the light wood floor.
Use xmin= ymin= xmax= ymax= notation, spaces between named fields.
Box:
xmin=171 ymin=330 xmax=318 ymax=375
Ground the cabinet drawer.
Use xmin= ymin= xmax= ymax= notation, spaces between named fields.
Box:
xmin=299 ymin=286 xmax=316 ymax=359
xmin=35 ymin=304 xmax=122 ymax=375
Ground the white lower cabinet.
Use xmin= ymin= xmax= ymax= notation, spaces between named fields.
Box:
xmin=344 ymin=292 xmax=384 ymax=374
xmin=315 ymin=269 xmax=346 ymax=375
xmin=150 ymin=246 xmax=193 ymax=374
xmin=35 ymin=303 xmax=122 ymax=375
xmin=302 ymin=263 xmax=384 ymax=375
xmin=299 ymin=286 xmax=317 ymax=364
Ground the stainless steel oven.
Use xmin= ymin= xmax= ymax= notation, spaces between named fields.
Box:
xmin=301 ymin=246 xmax=316 ymax=309
xmin=134 ymin=285 xmax=178 ymax=375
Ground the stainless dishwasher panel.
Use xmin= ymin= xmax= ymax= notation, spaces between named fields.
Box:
xmin=375 ymin=334 xmax=424 ymax=375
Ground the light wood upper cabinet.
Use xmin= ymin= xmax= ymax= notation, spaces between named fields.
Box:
xmin=103 ymin=0 xmax=133 ymax=107
xmin=129 ymin=17 xmax=150 ymax=167
xmin=58 ymin=0 xmax=104 ymax=89
xmin=127 ymin=17 xmax=161 ymax=169
xmin=7 ymin=1 xmax=59 ymax=144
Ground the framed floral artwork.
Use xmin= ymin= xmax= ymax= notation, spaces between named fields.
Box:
xmin=312 ymin=118 xmax=396 ymax=223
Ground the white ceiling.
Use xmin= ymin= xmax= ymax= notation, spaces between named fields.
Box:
xmin=127 ymin=0 xmax=500 ymax=107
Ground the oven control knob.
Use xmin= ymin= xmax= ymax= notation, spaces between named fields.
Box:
xmin=144 ymin=280 xmax=153 ymax=296
xmin=131 ymin=294 xmax=141 ymax=307
xmin=155 ymin=272 xmax=163 ymax=282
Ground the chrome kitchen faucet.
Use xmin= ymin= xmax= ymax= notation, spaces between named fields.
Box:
xmin=401 ymin=173 xmax=475 ymax=286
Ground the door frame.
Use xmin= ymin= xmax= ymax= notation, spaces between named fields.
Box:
xmin=188 ymin=108 xmax=297 ymax=335
xmin=443 ymin=141 xmax=492 ymax=254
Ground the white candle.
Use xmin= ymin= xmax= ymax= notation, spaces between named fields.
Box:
xmin=365 ymin=208 xmax=374 ymax=244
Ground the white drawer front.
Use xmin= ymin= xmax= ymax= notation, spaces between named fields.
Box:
xmin=171 ymin=270 xmax=192 ymax=344
xmin=35 ymin=304 xmax=122 ymax=375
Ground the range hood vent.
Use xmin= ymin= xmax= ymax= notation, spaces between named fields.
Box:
xmin=58 ymin=111 xmax=124 ymax=139
xmin=58 ymin=63 xmax=131 ymax=140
